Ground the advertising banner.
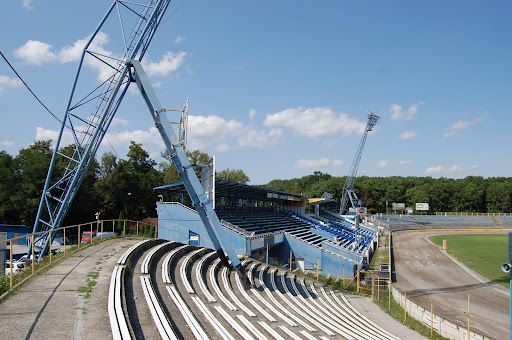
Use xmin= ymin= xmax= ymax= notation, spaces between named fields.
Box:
xmin=415 ymin=203 xmax=429 ymax=211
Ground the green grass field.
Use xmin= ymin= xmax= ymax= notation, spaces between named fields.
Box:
xmin=430 ymin=234 xmax=509 ymax=289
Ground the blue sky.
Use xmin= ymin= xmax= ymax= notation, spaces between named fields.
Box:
xmin=1 ymin=0 xmax=510 ymax=184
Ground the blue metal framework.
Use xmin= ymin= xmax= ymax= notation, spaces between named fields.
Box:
xmin=32 ymin=0 xmax=172 ymax=257
xmin=128 ymin=60 xmax=250 ymax=287
xmin=30 ymin=0 xmax=251 ymax=287
xmin=339 ymin=112 xmax=379 ymax=215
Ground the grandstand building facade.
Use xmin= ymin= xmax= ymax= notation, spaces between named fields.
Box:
xmin=155 ymin=179 xmax=381 ymax=278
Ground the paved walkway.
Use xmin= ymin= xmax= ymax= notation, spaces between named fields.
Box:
xmin=0 ymin=237 xmax=425 ymax=339
xmin=345 ymin=294 xmax=428 ymax=340
xmin=0 ymin=238 xmax=139 ymax=340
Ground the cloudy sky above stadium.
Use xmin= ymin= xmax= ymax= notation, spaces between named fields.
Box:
xmin=1 ymin=1 xmax=510 ymax=184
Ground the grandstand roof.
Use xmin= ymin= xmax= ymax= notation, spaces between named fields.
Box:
xmin=155 ymin=179 xmax=303 ymax=200
xmin=306 ymin=198 xmax=337 ymax=205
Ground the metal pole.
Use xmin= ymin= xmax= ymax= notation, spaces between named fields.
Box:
xmin=136 ymin=222 xmax=139 ymax=236
xmin=371 ymin=272 xmax=375 ymax=299
xmin=123 ymin=220 xmax=126 ymax=236
xmin=356 ymin=270 xmax=360 ymax=293
xmin=78 ymin=224 xmax=81 ymax=249
xmin=49 ymin=232 xmax=52 ymax=264
xmin=101 ymin=220 xmax=104 ymax=240
xmin=467 ymin=294 xmax=470 ymax=340
xmin=343 ymin=264 xmax=345 ymax=288
xmin=377 ymin=274 xmax=380 ymax=301
xmin=90 ymin=222 xmax=93 ymax=245
xmin=9 ymin=241 xmax=13 ymax=288
xmin=388 ymin=281 xmax=391 ymax=312
xmin=403 ymin=289 xmax=407 ymax=323
xmin=289 ymin=249 xmax=292 ymax=271
xmin=31 ymin=234 xmax=35 ymax=274
xmin=317 ymin=258 xmax=319 ymax=281
xmin=266 ymin=243 xmax=269 ymax=265
xmin=428 ymin=298 xmax=434 ymax=339
xmin=63 ymin=227 xmax=66 ymax=254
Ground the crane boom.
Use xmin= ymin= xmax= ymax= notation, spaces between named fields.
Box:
xmin=339 ymin=112 xmax=379 ymax=215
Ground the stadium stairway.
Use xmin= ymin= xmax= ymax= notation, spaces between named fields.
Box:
xmin=110 ymin=240 xmax=402 ymax=340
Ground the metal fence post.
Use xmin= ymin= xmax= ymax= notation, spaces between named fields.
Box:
xmin=49 ymin=232 xmax=52 ymax=264
xmin=31 ymin=234 xmax=35 ymax=274
xmin=9 ymin=241 xmax=13 ymax=288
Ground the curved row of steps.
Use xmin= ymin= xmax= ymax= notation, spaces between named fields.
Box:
xmin=110 ymin=239 xmax=401 ymax=340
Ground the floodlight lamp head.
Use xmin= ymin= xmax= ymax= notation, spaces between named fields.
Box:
xmin=501 ymin=263 xmax=511 ymax=273
xmin=366 ymin=111 xmax=380 ymax=131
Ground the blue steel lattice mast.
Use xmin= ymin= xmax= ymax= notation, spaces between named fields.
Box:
xmin=30 ymin=0 xmax=252 ymax=287
xmin=31 ymin=0 xmax=172 ymax=258
xmin=339 ymin=112 xmax=379 ymax=215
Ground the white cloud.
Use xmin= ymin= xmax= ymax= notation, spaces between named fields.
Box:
xmin=111 ymin=117 xmax=129 ymax=127
xmin=331 ymin=159 xmax=344 ymax=167
xmin=471 ymin=164 xmax=479 ymax=170
xmin=0 ymin=75 xmax=22 ymax=93
xmin=22 ymin=0 xmax=34 ymax=10
xmin=105 ymin=126 xmax=164 ymax=149
xmin=400 ymin=130 xmax=416 ymax=140
xmin=425 ymin=165 xmax=466 ymax=176
xmin=36 ymin=126 xmax=74 ymax=147
xmin=389 ymin=101 xmax=424 ymax=121
xmin=249 ymin=109 xmax=256 ymax=121
xmin=425 ymin=166 xmax=444 ymax=175
xmin=175 ymin=35 xmax=184 ymax=44
xmin=448 ymin=165 xmax=465 ymax=173
xmin=1 ymin=140 xmax=15 ymax=147
xmin=377 ymin=160 xmax=389 ymax=167
xmin=187 ymin=115 xmax=282 ymax=152
xmin=293 ymin=158 xmax=344 ymax=169
xmin=443 ymin=117 xmax=484 ymax=137
xmin=142 ymin=51 xmax=187 ymax=77
xmin=15 ymin=33 xmax=113 ymax=80
xmin=400 ymin=160 xmax=413 ymax=165
xmin=15 ymin=40 xmax=56 ymax=65
xmin=263 ymin=106 xmax=366 ymax=138
xmin=15 ymin=34 xmax=185 ymax=81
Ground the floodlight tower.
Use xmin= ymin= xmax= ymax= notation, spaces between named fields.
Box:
xmin=339 ymin=111 xmax=379 ymax=215
xmin=30 ymin=0 xmax=172 ymax=258
xmin=29 ymin=0 xmax=251 ymax=287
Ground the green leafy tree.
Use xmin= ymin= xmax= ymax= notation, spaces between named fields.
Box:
xmin=10 ymin=141 xmax=53 ymax=225
xmin=216 ymin=168 xmax=250 ymax=184
xmin=0 ymin=151 xmax=17 ymax=223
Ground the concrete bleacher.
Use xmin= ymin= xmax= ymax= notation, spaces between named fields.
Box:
xmin=109 ymin=240 xmax=400 ymax=340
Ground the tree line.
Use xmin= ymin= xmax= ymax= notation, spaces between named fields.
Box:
xmin=263 ymin=171 xmax=512 ymax=214
xmin=0 ymin=141 xmax=249 ymax=226
xmin=1 ymin=142 xmax=511 ymax=227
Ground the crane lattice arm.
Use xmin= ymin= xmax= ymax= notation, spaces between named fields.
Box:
xmin=339 ymin=112 xmax=379 ymax=215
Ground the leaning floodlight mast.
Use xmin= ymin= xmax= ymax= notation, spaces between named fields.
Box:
xmin=29 ymin=0 xmax=252 ymax=287
xmin=339 ymin=111 xmax=379 ymax=215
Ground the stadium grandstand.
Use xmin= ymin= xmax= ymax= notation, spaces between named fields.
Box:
xmin=155 ymin=179 xmax=383 ymax=278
